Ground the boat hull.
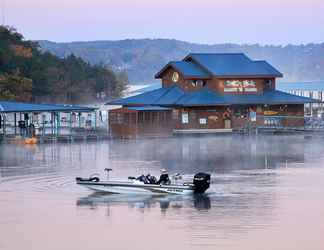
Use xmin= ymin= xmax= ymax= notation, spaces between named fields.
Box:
xmin=77 ymin=180 xmax=195 ymax=195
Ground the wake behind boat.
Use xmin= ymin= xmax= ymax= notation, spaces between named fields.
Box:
xmin=76 ymin=169 xmax=210 ymax=195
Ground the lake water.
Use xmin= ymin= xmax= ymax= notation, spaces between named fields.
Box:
xmin=1 ymin=135 xmax=324 ymax=250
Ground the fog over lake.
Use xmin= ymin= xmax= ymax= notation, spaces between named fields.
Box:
xmin=1 ymin=135 xmax=324 ymax=250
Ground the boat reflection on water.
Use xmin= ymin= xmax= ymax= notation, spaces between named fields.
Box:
xmin=76 ymin=193 xmax=211 ymax=214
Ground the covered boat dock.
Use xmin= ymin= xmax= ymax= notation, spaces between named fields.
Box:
xmin=0 ymin=101 xmax=108 ymax=143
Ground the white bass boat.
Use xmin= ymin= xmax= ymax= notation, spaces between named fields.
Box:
xmin=76 ymin=170 xmax=210 ymax=195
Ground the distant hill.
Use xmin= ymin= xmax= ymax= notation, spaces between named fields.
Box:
xmin=39 ymin=39 xmax=324 ymax=84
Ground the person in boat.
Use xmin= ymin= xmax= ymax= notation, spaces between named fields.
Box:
xmin=136 ymin=174 xmax=157 ymax=184
xmin=146 ymin=174 xmax=157 ymax=184
xmin=156 ymin=169 xmax=170 ymax=185
xmin=136 ymin=174 xmax=149 ymax=184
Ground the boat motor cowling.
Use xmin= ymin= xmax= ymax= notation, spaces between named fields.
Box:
xmin=193 ymin=172 xmax=211 ymax=193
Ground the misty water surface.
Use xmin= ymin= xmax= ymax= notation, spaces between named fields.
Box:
xmin=0 ymin=135 xmax=324 ymax=250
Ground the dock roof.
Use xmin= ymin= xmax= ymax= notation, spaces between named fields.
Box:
xmin=0 ymin=101 xmax=96 ymax=113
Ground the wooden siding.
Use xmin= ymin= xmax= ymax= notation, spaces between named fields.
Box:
xmin=206 ymin=78 xmax=276 ymax=94
xmin=109 ymin=105 xmax=305 ymax=137
xmin=162 ymin=68 xmax=208 ymax=92
xmin=109 ymin=108 xmax=173 ymax=138
xmin=161 ymin=67 xmax=276 ymax=94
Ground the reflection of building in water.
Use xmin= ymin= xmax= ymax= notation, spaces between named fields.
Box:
xmin=0 ymin=135 xmax=310 ymax=179
xmin=107 ymin=136 xmax=306 ymax=174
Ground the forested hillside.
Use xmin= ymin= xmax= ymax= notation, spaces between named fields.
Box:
xmin=39 ymin=39 xmax=324 ymax=84
xmin=0 ymin=26 xmax=128 ymax=103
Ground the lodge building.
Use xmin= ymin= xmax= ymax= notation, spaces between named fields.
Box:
xmin=108 ymin=53 xmax=317 ymax=138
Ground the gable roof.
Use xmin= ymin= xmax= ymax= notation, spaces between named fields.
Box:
xmin=107 ymin=87 xmax=318 ymax=107
xmin=184 ymin=53 xmax=283 ymax=78
xmin=0 ymin=101 xmax=96 ymax=113
xmin=155 ymin=61 xmax=210 ymax=79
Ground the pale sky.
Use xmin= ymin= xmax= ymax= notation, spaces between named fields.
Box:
xmin=3 ymin=0 xmax=324 ymax=45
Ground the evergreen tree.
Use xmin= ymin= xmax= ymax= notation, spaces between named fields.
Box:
xmin=0 ymin=26 xmax=128 ymax=103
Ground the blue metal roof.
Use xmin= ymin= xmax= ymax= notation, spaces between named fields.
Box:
xmin=109 ymin=87 xmax=170 ymax=105
xmin=222 ymin=90 xmax=319 ymax=105
xmin=155 ymin=85 xmax=184 ymax=105
xmin=108 ymin=85 xmax=184 ymax=106
xmin=176 ymin=88 xmax=225 ymax=106
xmin=177 ymin=89 xmax=318 ymax=106
xmin=108 ymin=87 xmax=318 ymax=107
xmin=155 ymin=61 xmax=210 ymax=79
xmin=277 ymin=81 xmax=324 ymax=91
xmin=184 ymin=53 xmax=283 ymax=77
xmin=127 ymin=106 xmax=172 ymax=111
xmin=0 ymin=101 xmax=96 ymax=113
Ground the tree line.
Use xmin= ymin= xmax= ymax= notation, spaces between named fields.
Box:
xmin=0 ymin=26 xmax=128 ymax=103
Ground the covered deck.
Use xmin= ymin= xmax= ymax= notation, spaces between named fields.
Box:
xmin=109 ymin=106 xmax=173 ymax=138
xmin=0 ymin=101 xmax=108 ymax=143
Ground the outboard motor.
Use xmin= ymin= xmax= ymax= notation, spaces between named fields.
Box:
xmin=193 ymin=173 xmax=211 ymax=193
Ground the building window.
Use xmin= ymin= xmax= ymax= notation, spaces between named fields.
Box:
xmin=191 ymin=80 xmax=206 ymax=87
xmin=118 ymin=113 xmax=124 ymax=124
xmin=152 ymin=112 xmax=158 ymax=123
xmin=233 ymin=106 xmax=248 ymax=118
xmin=124 ymin=113 xmax=130 ymax=124
xmin=265 ymin=79 xmax=272 ymax=89
xmin=172 ymin=109 xmax=179 ymax=120
xmin=144 ymin=112 xmax=150 ymax=122
xmin=189 ymin=111 xmax=197 ymax=121
xmin=138 ymin=112 xmax=144 ymax=123
xmin=199 ymin=118 xmax=207 ymax=124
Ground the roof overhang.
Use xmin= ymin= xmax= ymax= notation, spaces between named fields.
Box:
xmin=154 ymin=62 xmax=211 ymax=79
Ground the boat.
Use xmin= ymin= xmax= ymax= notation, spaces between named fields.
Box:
xmin=76 ymin=170 xmax=210 ymax=195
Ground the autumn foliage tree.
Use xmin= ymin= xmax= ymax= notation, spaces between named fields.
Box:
xmin=0 ymin=26 xmax=128 ymax=103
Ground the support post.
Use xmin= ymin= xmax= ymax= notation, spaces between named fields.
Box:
xmin=3 ymin=114 xmax=6 ymax=136
xmin=42 ymin=114 xmax=45 ymax=136
xmin=78 ymin=113 xmax=81 ymax=128
xmin=14 ymin=113 xmax=17 ymax=135
xmin=69 ymin=112 xmax=72 ymax=135
xmin=56 ymin=112 xmax=60 ymax=135
xmin=135 ymin=111 xmax=138 ymax=133
xmin=0 ymin=113 xmax=2 ymax=135
xmin=94 ymin=111 xmax=97 ymax=130
xmin=51 ymin=112 xmax=54 ymax=135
